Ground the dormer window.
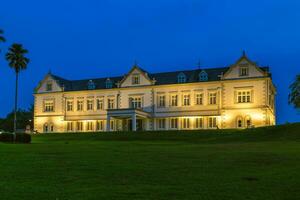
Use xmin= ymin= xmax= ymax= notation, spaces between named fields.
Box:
xmin=87 ymin=80 xmax=95 ymax=90
xmin=199 ymin=70 xmax=208 ymax=81
xmin=105 ymin=78 xmax=113 ymax=89
xmin=239 ymin=65 xmax=249 ymax=76
xmin=177 ymin=72 xmax=186 ymax=83
xmin=132 ymin=74 xmax=140 ymax=85
xmin=46 ymin=81 xmax=53 ymax=91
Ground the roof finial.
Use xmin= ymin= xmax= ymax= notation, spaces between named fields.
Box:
xmin=197 ymin=59 xmax=201 ymax=69
xmin=133 ymin=59 xmax=138 ymax=67
xmin=242 ymin=50 xmax=246 ymax=57
xmin=48 ymin=69 xmax=52 ymax=75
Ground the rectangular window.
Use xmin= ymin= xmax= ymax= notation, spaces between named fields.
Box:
xmin=107 ymin=98 xmax=115 ymax=109
xmin=158 ymin=119 xmax=166 ymax=129
xmin=158 ymin=95 xmax=166 ymax=107
xmin=44 ymin=100 xmax=54 ymax=112
xmin=208 ymin=117 xmax=217 ymax=128
xmin=170 ymin=95 xmax=178 ymax=107
xmin=66 ymin=100 xmax=73 ymax=111
xmin=96 ymin=120 xmax=104 ymax=131
xmin=77 ymin=100 xmax=83 ymax=111
xmin=87 ymin=99 xmax=94 ymax=111
xmin=209 ymin=92 xmax=217 ymax=105
xmin=170 ymin=118 xmax=178 ymax=129
xmin=195 ymin=93 xmax=203 ymax=105
xmin=110 ymin=120 xmax=115 ymax=131
xmin=195 ymin=117 xmax=203 ymax=129
xmin=77 ymin=121 xmax=83 ymax=131
xmin=183 ymin=94 xmax=190 ymax=106
xmin=182 ymin=118 xmax=190 ymax=129
xmin=132 ymin=74 xmax=140 ymax=85
xmin=86 ymin=121 xmax=94 ymax=131
xmin=237 ymin=91 xmax=251 ymax=103
xmin=46 ymin=81 xmax=53 ymax=91
xmin=96 ymin=98 xmax=104 ymax=110
xmin=67 ymin=122 xmax=73 ymax=131
xmin=130 ymin=97 xmax=142 ymax=109
xmin=239 ymin=67 xmax=249 ymax=76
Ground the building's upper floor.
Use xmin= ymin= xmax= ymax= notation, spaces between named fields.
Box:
xmin=34 ymin=53 xmax=276 ymax=117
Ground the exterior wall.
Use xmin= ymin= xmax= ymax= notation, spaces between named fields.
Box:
xmin=34 ymin=77 xmax=276 ymax=133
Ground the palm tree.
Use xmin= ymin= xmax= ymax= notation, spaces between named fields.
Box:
xmin=289 ymin=75 xmax=300 ymax=110
xmin=6 ymin=44 xmax=30 ymax=134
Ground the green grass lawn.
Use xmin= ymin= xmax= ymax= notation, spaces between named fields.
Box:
xmin=1 ymin=124 xmax=300 ymax=200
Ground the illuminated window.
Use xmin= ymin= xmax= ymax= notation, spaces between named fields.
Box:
xmin=77 ymin=100 xmax=84 ymax=111
xmin=177 ymin=72 xmax=186 ymax=83
xmin=87 ymin=99 xmax=94 ymax=111
xmin=96 ymin=98 xmax=104 ymax=110
xmin=44 ymin=100 xmax=54 ymax=112
xmin=66 ymin=100 xmax=73 ymax=111
xmin=195 ymin=117 xmax=204 ymax=129
xmin=46 ymin=81 xmax=53 ymax=91
xmin=86 ymin=121 xmax=94 ymax=131
xmin=245 ymin=116 xmax=252 ymax=128
xmin=107 ymin=98 xmax=115 ymax=109
xmin=130 ymin=97 xmax=142 ymax=109
xmin=170 ymin=95 xmax=178 ymax=107
xmin=158 ymin=119 xmax=166 ymax=129
xmin=132 ymin=74 xmax=140 ymax=85
xmin=77 ymin=122 xmax=83 ymax=131
xmin=237 ymin=91 xmax=251 ymax=103
xmin=110 ymin=120 xmax=115 ymax=131
xmin=158 ymin=95 xmax=166 ymax=107
xmin=96 ymin=120 xmax=104 ymax=131
xmin=239 ymin=66 xmax=249 ymax=76
xmin=43 ymin=123 xmax=48 ymax=133
xmin=195 ymin=93 xmax=203 ymax=105
xmin=236 ymin=116 xmax=243 ymax=128
xmin=209 ymin=92 xmax=217 ymax=105
xmin=208 ymin=117 xmax=217 ymax=128
xmin=67 ymin=122 xmax=73 ymax=131
xmin=182 ymin=118 xmax=190 ymax=129
xmin=183 ymin=94 xmax=190 ymax=106
xmin=170 ymin=118 xmax=178 ymax=129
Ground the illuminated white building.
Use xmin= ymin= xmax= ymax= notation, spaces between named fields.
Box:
xmin=34 ymin=53 xmax=276 ymax=133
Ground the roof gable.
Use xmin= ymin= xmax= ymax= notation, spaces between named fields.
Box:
xmin=35 ymin=73 xmax=64 ymax=93
xmin=119 ymin=65 xmax=153 ymax=87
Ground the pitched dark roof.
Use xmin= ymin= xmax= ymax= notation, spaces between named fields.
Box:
xmin=50 ymin=66 xmax=269 ymax=92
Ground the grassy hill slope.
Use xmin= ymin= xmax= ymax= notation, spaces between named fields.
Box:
xmin=0 ymin=123 xmax=300 ymax=200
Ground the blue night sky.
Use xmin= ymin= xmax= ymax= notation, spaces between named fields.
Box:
xmin=0 ymin=0 xmax=299 ymax=123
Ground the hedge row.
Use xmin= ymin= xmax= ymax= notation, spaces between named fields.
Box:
xmin=0 ymin=133 xmax=31 ymax=143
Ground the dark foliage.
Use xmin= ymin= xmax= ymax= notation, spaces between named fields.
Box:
xmin=289 ymin=74 xmax=300 ymax=110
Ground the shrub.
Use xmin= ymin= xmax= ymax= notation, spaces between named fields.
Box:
xmin=15 ymin=133 xmax=31 ymax=143
xmin=0 ymin=133 xmax=31 ymax=143
xmin=0 ymin=133 xmax=14 ymax=142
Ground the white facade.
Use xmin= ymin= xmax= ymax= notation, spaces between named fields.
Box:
xmin=34 ymin=54 xmax=276 ymax=133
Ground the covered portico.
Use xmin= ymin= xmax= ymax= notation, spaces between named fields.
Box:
xmin=106 ymin=108 xmax=151 ymax=131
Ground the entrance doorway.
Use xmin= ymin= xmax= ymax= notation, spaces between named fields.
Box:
xmin=128 ymin=119 xmax=143 ymax=131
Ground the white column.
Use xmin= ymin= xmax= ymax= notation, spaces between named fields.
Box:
xmin=132 ymin=113 xmax=137 ymax=131
xmin=106 ymin=116 xmax=111 ymax=132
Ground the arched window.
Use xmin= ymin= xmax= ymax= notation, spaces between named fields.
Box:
xmin=105 ymin=78 xmax=113 ymax=89
xmin=49 ymin=123 xmax=54 ymax=132
xmin=87 ymin=80 xmax=95 ymax=90
xmin=245 ymin=116 xmax=252 ymax=128
xmin=43 ymin=123 xmax=48 ymax=133
xmin=177 ymin=72 xmax=186 ymax=83
xmin=199 ymin=70 xmax=208 ymax=81
xmin=236 ymin=116 xmax=243 ymax=128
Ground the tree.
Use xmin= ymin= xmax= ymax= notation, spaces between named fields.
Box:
xmin=5 ymin=44 xmax=30 ymax=133
xmin=289 ymin=75 xmax=300 ymax=110
xmin=0 ymin=107 xmax=33 ymax=132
